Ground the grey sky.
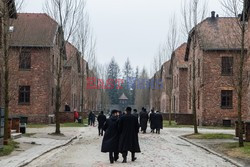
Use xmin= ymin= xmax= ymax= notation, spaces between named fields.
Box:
xmin=22 ymin=0 xmax=224 ymax=74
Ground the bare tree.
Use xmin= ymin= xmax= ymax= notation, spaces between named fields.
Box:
xmin=181 ymin=0 xmax=208 ymax=134
xmin=0 ymin=0 xmax=17 ymax=145
xmin=221 ymin=0 xmax=248 ymax=147
xmin=167 ymin=14 xmax=179 ymax=126
xmin=44 ymin=0 xmax=83 ymax=134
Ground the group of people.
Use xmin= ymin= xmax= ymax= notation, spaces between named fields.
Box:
xmin=100 ymin=107 xmax=140 ymax=164
xmin=138 ymin=107 xmax=163 ymax=134
xmin=88 ymin=111 xmax=96 ymax=126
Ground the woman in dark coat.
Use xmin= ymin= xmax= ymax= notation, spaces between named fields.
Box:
xmin=140 ymin=108 xmax=149 ymax=133
xmin=101 ymin=110 xmax=119 ymax=164
xmin=155 ymin=111 xmax=163 ymax=134
xmin=118 ymin=107 xmax=140 ymax=163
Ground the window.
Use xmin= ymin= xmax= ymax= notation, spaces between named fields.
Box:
xmin=51 ymin=88 xmax=54 ymax=106
xmin=189 ymin=93 xmax=191 ymax=109
xmin=221 ymin=90 xmax=233 ymax=109
xmin=198 ymin=91 xmax=200 ymax=109
xmin=189 ymin=65 xmax=192 ymax=81
xmin=19 ymin=86 xmax=30 ymax=104
xmin=221 ymin=57 xmax=233 ymax=76
xmin=19 ymin=51 xmax=31 ymax=69
xmin=198 ymin=59 xmax=201 ymax=77
xmin=52 ymin=55 xmax=55 ymax=74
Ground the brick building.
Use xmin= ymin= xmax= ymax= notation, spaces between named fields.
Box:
xmin=62 ymin=42 xmax=81 ymax=112
xmin=185 ymin=12 xmax=250 ymax=125
xmin=7 ymin=13 xmax=64 ymax=123
xmin=159 ymin=60 xmax=171 ymax=113
xmin=170 ymin=43 xmax=188 ymax=114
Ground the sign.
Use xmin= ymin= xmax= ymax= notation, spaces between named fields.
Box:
xmin=0 ymin=108 xmax=4 ymax=149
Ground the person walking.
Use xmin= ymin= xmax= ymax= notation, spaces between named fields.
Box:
xmin=91 ymin=112 xmax=96 ymax=126
xmin=140 ymin=108 xmax=149 ymax=134
xmin=149 ymin=109 xmax=156 ymax=133
xmin=97 ymin=111 xmax=107 ymax=136
xmin=133 ymin=109 xmax=139 ymax=118
xmin=101 ymin=110 xmax=120 ymax=164
xmin=74 ymin=109 xmax=79 ymax=122
xmin=88 ymin=111 xmax=93 ymax=126
xmin=118 ymin=107 xmax=140 ymax=163
xmin=155 ymin=111 xmax=163 ymax=134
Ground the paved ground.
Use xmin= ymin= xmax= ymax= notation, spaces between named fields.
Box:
xmin=26 ymin=127 xmax=238 ymax=167
xmin=0 ymin=127 xmax=80 ymax=167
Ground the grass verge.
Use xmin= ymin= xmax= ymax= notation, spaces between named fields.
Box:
xmin=0 ymin=140 xmax=19 ymax=157
xmin=185 ymin=133 xmax=234 ymax=140
xmin=218 ymin=142 xmax=250 ymax=159
xmin=27 ymin=124 xmax=48 ymax=128
xmin=163 ymin=121 xmax=193 ymax=128
xmin=61 ymin=120 xmax=88 ymax=128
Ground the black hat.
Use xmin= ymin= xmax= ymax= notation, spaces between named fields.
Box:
xmin=111 ymin=110 xmax=118 ymax=115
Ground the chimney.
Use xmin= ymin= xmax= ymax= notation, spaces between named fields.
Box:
xmin=216 ymin=14 xmax=219 ymax=18
xmin=211 ymin=11 xmax=215 ymax=18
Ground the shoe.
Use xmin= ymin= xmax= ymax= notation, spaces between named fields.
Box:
xmin=122 ymin=157 xmax=127 ymax=163
xmin=110 ymin=160 xmax=114 ymax=164
xmin=114 ymin=156 xmax=119 ymax=162
xmin=132 ymin=157 xmax=137 ymax=162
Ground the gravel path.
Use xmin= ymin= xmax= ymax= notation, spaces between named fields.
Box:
xmin=26 ymin=127 xmax=237 ymax=167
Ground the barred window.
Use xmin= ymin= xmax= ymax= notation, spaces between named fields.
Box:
xmin=221 ymin=57 xmax=233 ymax=76
xmin=221 ymin=90 xmax=233 ymax=109
xmin=19 ymin=51 xmax=31 ymax=69
xmin=19 ymin=86 xmax=30 ymax=104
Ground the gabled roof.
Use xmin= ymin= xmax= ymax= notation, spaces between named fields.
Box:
xmin=119 ymin=93 xmax=128 ymax=100
xmin=185 ymin=16 xmax=246 ymax=61
xmin=10 ymin=13 xmax=58 ymax=47
xmin=65 ymin=42 xmax=81 ymax=72
xmin=160 ymin=60 xmax=171 ymax=79
xmin=173 ymin=43 xmax=187 ymax=66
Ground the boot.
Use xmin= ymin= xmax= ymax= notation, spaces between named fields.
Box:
xmin=109 ymin=153 xmax=114 ymax=164
xmin=122 ymin=157 xmax=127 ymax=163
xmin=131 ymin=153 xmax=137 ymax=162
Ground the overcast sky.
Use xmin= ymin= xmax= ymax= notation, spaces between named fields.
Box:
xmin=21 ymin=0 xmax=224 ymax=75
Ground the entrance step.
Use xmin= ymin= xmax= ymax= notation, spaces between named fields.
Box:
xmin=11 ymin=133 xmax=22 ymax=139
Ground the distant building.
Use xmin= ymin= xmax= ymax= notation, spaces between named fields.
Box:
xmin=119 ymin=93 xmax=128 ymax=111
xmin=170 ymin=43 xmax=188 ymax=114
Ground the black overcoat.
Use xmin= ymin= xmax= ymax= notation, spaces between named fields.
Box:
xmin=149 ymin=113 xmax=156 ymax=129
xmin=140 ymin=112 xmax=148 ymax=131
xmin=97 ymin=114 xmax=107 ymax=128
xmin=155 ymin=113 xmax=163 ymax=129
xmin=118 ymin=114 xmax=141 ymax=153
xmin=101 ymin=116 xmax=119 ymax=153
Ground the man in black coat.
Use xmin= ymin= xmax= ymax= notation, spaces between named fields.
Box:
xmin=97 ymin=111 xmax=107 ymax=136
xmin=101 ymin=110 xmax=120 ymax=164
xmin=133 ymin=109 xmax=139 ymax=118
xmin=155 ymin=111 xmax=163 ymax=134
xmin=140 ymin=108 xmax=149 ymax=134
xmin=149 ymin=109 xmax=156 ymax=133
xmin=118 ymin=107 xmax=140 ymax=163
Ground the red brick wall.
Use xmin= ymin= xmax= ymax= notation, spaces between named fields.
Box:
xmin=59 ymin=112 xmax=74 ymax=123
xmin=8 ymin=47 xmax=57 ymax=124
xmin=179 ymin=68 xmax=188 ymax=113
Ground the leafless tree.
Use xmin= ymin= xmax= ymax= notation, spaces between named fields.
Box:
xmin=221 ymin=0 xmax=248 ymax=147
xmin=0 ymin=0 xmax=18 ymax=144
xmin=181 ymin=0 xmax=208 ymax=134
xmin=167 ymin=14 xmax=179 ymax=125
xmin=44 ymin=0 xmax=83 ymax=134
